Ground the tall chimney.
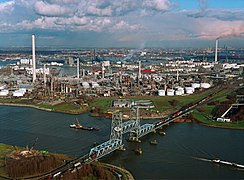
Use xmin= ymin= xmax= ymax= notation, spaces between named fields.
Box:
xmin=32 ymin=35 xmax=36 ymax=82
xmin=77 ymin=58 xmax=80 ymax=78
xmin=102 ymin=62 xmax=105 ymax=79
xmin=43 ymin=64 xmax=46 ymax=88
xmin=215 ymin=38 xmax=219 ymax=63
xmin=138 ymin=61 xmax=141 ymax=79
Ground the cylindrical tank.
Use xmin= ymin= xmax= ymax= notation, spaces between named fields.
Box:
xmin=0 ymin=84 xmax=6 ymax=90
xmin=175 ymin=90 xmax=183 ymax=95
xmin=185 ymin=87 xmax=195 ymax=92
xmin=167 ymin=89 xmax=175 ymax=96
xmin=186 ymin=89 xmax=194 ymax=94
xmin=158 ymin=90 xmax=166 ymax=96
xmin=201 ymin=83 xmax=211 ymax=89
xmin=185 ymin=87 xmax=194 ymax=94
xmin=191 ymin=83 xmax=200 ymax=89
xmin=0 ymin=90 xmax=8 ymax=96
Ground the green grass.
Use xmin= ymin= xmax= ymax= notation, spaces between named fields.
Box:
xmin=190 ymin=86 xmax=244 ymax=129
xmin=0 ymin=144 xmax=15 ymax=158
xmin=90 ymin=88 xmax=215 ymax=113
xmin=192 ymin=110 xmax=244 ymax=129
xmin=90 ymin=97 xmax=114 ymax=112
xmin=38 ymin=104 xmax=54 ymax=110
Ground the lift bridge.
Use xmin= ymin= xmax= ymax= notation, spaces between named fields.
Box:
xmin=89 ymin=109 xmax=155 ymax=159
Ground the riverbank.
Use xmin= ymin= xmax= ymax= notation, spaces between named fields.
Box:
xmin=0 ymin=102 xmax=52 ymax=112
xmin=0 ymin=86 xmax=243 ymax=130
xmin=0 ymin=143 xmax=134 ymax=180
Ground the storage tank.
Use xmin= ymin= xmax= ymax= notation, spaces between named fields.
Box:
xmin=200 ymin=83 xmax=211 ymax=89
xmin=192 ymin=83 xmax=200 ymax=89
xmin=175 ymin=90 xmax=182 ymax=95
xmin=13 ymin=90 xmax=24 ymax=97
xmin=175 ymin=88 xmax=184 ymax=95
xmin=185 ymin=87 xmax=194 ymax=94
xmin=158 ymin=90 xmax=166 ymax=96
xmin=177 ymin=87 xmax=184 ymax=94
xmin=0 ymin=84 xmax=6 ymax=90
xmin=177 ymin=87 xmax=184 ymax=91
xmin=82 ymin=82 xmax=90 ymax=89
xmin=91 ymin=82 xmax=100 ymax=88
xmin=185 ymin=87 xmax=195 ymax=92
xmin=0 ymin=90 xmax=9 ymax=96
xmin=167 ymin=89 xmax=175 ymax=96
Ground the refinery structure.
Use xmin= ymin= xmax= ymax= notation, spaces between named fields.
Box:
xmin=0 ymin=35 xmax=243 ymax=102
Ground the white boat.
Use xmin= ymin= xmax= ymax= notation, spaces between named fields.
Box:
xmin=70 ymin=124 xmax=76 ymax=128
xmin=212 ymin=159 xmax=220 ymax=163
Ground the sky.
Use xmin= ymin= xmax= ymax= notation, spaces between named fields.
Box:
xmin=0 ymin=0 xmax=243 ymax=48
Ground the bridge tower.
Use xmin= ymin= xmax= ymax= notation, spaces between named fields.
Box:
xmin=110 ymin=111 xmax=124 ymax=150
xmin=110 ymin=112 xmax=123 ymax=140
xmin=128 ymin=108 xmax=141 ymax=142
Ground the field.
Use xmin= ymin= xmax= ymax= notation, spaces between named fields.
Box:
xmin=191 ymin=87 xmax=244 ymax=129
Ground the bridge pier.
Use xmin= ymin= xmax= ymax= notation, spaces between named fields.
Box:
xmin=117 ymin=145 xmax=126 ymax=151
xmin=129 ymin=138 xmax=141 ymax=143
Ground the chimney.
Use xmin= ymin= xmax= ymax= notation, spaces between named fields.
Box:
xmin=102 ymin=62 xmax=105 ymax=79
xmin=77 ymin=58 xmax=80 ymax=78
xmin=215 ymin=38 xmax=218 ymax=63
xmin=138 ymin=61 xmax=141 ymax=79
xmin=32 ymin=35 xmax=36 ymax=82
xmin=43 ymin=64 xmax=46 ymax=88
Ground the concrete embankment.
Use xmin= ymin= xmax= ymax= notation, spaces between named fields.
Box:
xmin=0 ymin=103 xmax=52 ymax=112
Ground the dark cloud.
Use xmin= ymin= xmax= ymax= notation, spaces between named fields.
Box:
xmin=187 ymin=9 xmax=244 ymax=21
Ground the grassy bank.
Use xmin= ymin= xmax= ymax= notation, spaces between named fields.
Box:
xmin=191 ymin=87 xmax=244 ymax=129
xmin=0 ymin=143 xmax=133 ymax=179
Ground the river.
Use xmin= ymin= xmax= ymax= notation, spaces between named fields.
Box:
xmin=0 ymin=106 xmax=243 ymax=179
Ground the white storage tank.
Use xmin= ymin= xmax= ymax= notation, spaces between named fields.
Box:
xmin=176 ymin=87 xmax=184 ymax=95
xmin=200 ymin=83 xmax=211 ymax=89
xmin=186 ymin=89 xmax=194 ymax=94
xmin=158 ymin=90 xmax=166 ymax=96
xmin=192 ymin=83 xmax=200 ymax=89
xmin=0 ymin=90 xmax=9 ymax=96
xmin=0 ymin=84 xmax=7 ymax=90
xmin=177 ymin=87 xmax=184 ymax=91
xmin=91 ymin=82 xmax=100 ymax=88
xmin=13 ymin=90 xmax=24 ymax=97
xmin=185 ymin=87 xmax=194 ymax=94
xmin=175 ymin=90 xmax=184 ymax=95
xmin=167 ymin=89 xmax=175 ymax=96
xmin=185 ymin=87 xmax=195 ymax=92
xmin=82 ymin=82 xmax=90 ymax=89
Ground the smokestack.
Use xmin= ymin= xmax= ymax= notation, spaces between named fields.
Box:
xmin=77 ymin=58 xmax=80 ymax=78
xmin=43 ymin=64 xmax=46 ymax=88
xmin=215 ymin=38 xmax=218 ymax=63
xmin=138 ymin=61 xmax=141 ymax=79
xmin=176 ymin=61 xmax=179 ymax=81
xmin=82 ymin=69 xmax=85 ymax=77
xmin=102 ymin=62 xmax=105 ymax=79
xmin=32 ymin=35 xmax=36 ymax=82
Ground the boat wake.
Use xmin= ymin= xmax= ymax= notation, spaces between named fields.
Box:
xmin=192 ymin=157 xmax=244 ymax=170
xmin=192 ymin=156 xmax=212 ymax=162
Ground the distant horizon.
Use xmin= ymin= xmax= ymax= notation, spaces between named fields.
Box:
xmin=0 ymin=0 xmax=243 ymax=48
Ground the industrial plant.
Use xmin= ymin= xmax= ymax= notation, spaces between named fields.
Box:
xmin=0 ymin=35 xmax=243 ymax=113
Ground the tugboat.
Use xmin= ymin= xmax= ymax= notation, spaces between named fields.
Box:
xmin=149 ymin=140 xmax=158 ymax=145
xmin=159 ymin=131 xmax=166 ymax=135
xmin=70 ymin=118 xmax=99 ymax=131
xmin=134 ymin=148 xmax=143 ymax=155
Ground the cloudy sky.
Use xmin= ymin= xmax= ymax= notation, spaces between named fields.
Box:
xmin=0 ymin=0 xmax=243 ymax=48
